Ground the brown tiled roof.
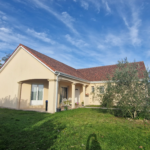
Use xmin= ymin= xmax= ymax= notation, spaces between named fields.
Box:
xmin=20 ymin=44 xmax=88 ymax=80
xmin=0 ymin=44 xmax=146 ymax=81
xmin=77 ymin=62 xmax=146 ymax=81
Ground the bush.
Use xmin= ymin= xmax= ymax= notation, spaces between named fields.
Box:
xmin=102 ymin=58 xmax=150 ymax=119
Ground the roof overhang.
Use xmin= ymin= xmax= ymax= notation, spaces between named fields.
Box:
xmin=1 ymin=45 xmax=144 ymax=84
xmin=0 ymin=45 xmax=55 ymax=74
xmin=55 ymin=71 xmax=90 ymax=83
xmin=0 ymin=45 xmax=90 ymax=83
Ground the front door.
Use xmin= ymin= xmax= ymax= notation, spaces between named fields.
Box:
xmin=31 ymin=84 xmax=44 ymax=105
xmin=75 ymin=88 xmax=80 ymax=103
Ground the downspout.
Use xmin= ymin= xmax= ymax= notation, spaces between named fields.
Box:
xmin=55 ymin=73 xmax=60 ymax=112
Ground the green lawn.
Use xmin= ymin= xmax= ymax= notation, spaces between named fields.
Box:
xmin=0 ymin=108 xmax=150 ymax=150
xmin=85 ymin=105 xmax=118 ymax=108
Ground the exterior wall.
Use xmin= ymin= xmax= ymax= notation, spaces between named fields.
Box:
xmin=0 ymin=47 xmax=55 ymax=109
xmin=20 ymin=80 xmax=48 ymax=109
xmin=76 ymin=84 xmax=83 ymax=104
xmin=86 ymin=83 xmax=107 ymax=105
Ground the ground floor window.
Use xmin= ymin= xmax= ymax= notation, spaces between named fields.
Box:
xmin=99 ymin=86 xmax=104 ymax=93
xmin=91 ymin=86 xmax=95 ymax=93
xmin=31 ymin=84 xmax=44 ymax=105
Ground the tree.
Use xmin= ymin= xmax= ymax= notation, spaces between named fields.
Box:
xmin=91 ymin=83 xmax=114 ymax=108
xmin=92 ymin=58 xmax=150 ymax=119
xmin=0 ymin=60 xmax=2 ymax=67
xmin=2 ymin=53 xmax=11 ymax=62
xmin=0 ymin=53 xmax=11 ymax=68
xmin=104 ymin=58 xmax=150 ymax=119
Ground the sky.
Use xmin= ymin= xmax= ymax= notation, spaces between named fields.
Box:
xmin=0 ymin=0 xmax=150 ymax=69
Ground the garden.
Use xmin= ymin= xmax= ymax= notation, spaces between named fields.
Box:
xmin=0 ymin=108 xmax=150 ymax=150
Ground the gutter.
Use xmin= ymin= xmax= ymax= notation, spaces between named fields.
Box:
xmin=54 ymin=72 xmax=145 ymax=84
xmin=55 ymin=71 xmax=90 ymax=83
xmin=55 ymin=73 xmax=60 ymax=112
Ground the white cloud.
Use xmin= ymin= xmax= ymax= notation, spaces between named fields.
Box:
xmin=123 ymin=17 xmax=129 ymax=28
xmin=0 ymin=11 xmax=5 ymax=15
xmin=91 ymin=18 xmax=96 ymax=21
xmin=105 ymin=1 xmax=111 ymax=13
xmin=0 ymin=27 xmax=11 ymax=33
xmin=27 ymin=28 xmax=55 ymax=44
xmin=32 ymin=0 xmax=79 ymax=35
xmin=97 ymin=44 xmax=105 ymax=50
xmin=65 ymin=34 xmax=88 ymax=48
xmin=0 ymin=29 xmax=27 ymax=43
xmin=0 ymin=0 xmax=148 ymax=69
xmin=76 ymin=0 xmax=101 ymax=12
xmin=88 ymin=0 xmax=101 ymax=12
xmin=105 ymin=34 xmax=124 ymax=46
xmin=79 ymin=0 xmax=112 ymax=13
xmin=61 ymin=12 xmax=75 ymax=23
xmin=13 ymin=0 xmax=27 ymax=4
xmin=2 ymin=16 xmax=7 ymax=20
xmin=0 ymin=11 xmax=7 ymax=23
xmin=120 ymin=2 xmax=141 ymax=46
xmin=81 ymin=1 xmax=89 ymax=10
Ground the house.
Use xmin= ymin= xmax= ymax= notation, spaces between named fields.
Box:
xmin=0 ymin=44 xmax=146 ymax=113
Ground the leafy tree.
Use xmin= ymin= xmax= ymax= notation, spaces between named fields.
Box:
xmin=103 ymin=58 xmax=150 ymax=119
xmin=101 ymin=82 xmax=115 ymax=108
xmin=92 ymin=58 xmax=150 ymax=119
xmin=0 ymin=53 xmax=11 ymax=68
xmin=2 ymin=54 xmax=11 ymax=62
xmin=0 ymin=60 xmax=2 ymax=67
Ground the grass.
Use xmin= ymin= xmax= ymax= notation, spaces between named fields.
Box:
xmin=0 ymin=108 xmax=150 ymax=150
xmin=85 ymin=105 xmax=102 ymax=107
xmin=85 ymin=105 xmax=118 ymax=108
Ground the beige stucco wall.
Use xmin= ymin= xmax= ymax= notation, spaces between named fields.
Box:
xmin=0 ymin=47 xmax=55 ymax=109
xmin=75 ymin=84 xmax=83 ymax=104
xmin=86 ymin=83 xmax=107 ymax=105
xmin=20 ymin=79 xmax=48 ymax=109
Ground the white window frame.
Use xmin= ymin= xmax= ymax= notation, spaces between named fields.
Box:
xmin=91 ymin=86 xmax=95 ymax=93
xmin=99 ymin=86 xmax=105 ymax=94
xmin=31 ymin=84 xmax=44 ymax=105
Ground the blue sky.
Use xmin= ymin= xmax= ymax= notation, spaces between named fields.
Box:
xmin=0 ymin=0 xmax=150 ymax=69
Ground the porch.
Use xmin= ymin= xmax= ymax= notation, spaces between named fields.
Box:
xmin=18 ymin=77 xmax=89 ymax=113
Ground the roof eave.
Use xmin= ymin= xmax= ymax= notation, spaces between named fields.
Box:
xmin=0 ymin=45 xmax=56 ymax=74
xmin=55 ymin=71 xmax=90 ymax=83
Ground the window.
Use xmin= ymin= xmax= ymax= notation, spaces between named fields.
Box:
xmin=31 ymin=84 xmax=44 ymax=100
xmin=91 ymin=86 xmax=95 ymax=93
xmin=99 ymin=86 xmax=104 ymax=94
xmin=60 ymin=87 xmax=68 ymax=101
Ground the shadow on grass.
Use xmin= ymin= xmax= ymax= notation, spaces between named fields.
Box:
xmin=0 ymin=109 xmax=65 ymax=150
xmin=86 ymin=133 xmax=102 ymax=150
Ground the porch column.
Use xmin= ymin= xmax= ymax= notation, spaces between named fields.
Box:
xmin=48 ymin=79 xmax=56 ymax=113
xmin=57 ymin=81 xmax=61 ymax=108
xmin=17 ymin=82 xmax=22 ymax=109
xmin=83 ymin=84 xmax=86 ymax=106
xmin=72 ymin=83 xmax=76 ymax=109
